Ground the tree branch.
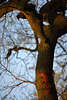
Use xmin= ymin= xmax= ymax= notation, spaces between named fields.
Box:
xmin=0 ymin=0 xmax=30 ymax=18
xmin=0 ymin=0 xmax=67 ymax=47
xmin=0 ymin=0 xmax=21 ymax=18
xmin=5 ymin=45 xmax=38 ymax=60
xmin=53 ymin=15 xmax=67 ymax=37
xmin=43 ymin=15 xmax=67 ymax=46
xmin=0 ymin=62 xmax=35 ymax=84
xmin=57 ymin=41 xmax=67 ymax=54
xmin=40 ymin=0 xmax=67 ymax=24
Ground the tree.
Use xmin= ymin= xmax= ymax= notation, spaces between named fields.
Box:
xmin=0 ymin=0 xmax=67 ymax=100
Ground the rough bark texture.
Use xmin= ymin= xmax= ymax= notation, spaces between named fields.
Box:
xmin=0 ymin=0 xmax=67 ymax=100
xmin=36 ymin=38 xmax=57 ymax=100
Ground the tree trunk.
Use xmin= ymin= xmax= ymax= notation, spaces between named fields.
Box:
xmin=36 ymin=41 xmax=58 ymax=100
xmin=0 ymin=1 xmax=67 ymax=100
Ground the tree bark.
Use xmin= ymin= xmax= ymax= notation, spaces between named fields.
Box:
xmin=0 ymin=1 xmax=67 ymax=100
xmin=36 ymin=40 xmax=58 ymax=100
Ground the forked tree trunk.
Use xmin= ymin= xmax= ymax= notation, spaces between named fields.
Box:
xmin=0 ymin=1 xmax=67 ymax=100
xmin=36 ymin=41 xmax=58 ymax=100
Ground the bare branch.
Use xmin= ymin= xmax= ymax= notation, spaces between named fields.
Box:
xmin=57 ymin=41 xmax=67 ymax=55
xmin=0 ymin=0 xmax=30 ymax=18
xmin=53 ymin=15 xmax=67 ymax=37
xmin=40 ymin=0 xmax=67 ymax=24
xmin=5 ymin=45 xmax=38 ymax=60
xmin=43 ymin=15 xmax=67 ymax=46
xmin=0 ymin=0 xmax=18 ymax=18
xmin=0 ymin=63 xmax=35 ymax=84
